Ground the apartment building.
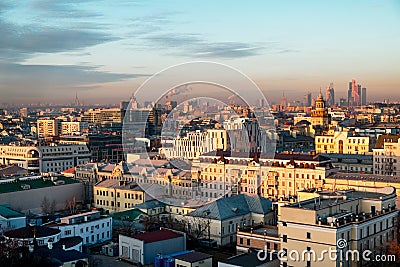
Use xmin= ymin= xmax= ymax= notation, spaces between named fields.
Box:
xmin=278 ymin=187 xmax=398 ymax=267
xmin=163 ymin=129 xmax=227 ymax=160
xmin=223 ymin=117 xmax=267 ymax=153
xmin=37 ymin=118 xmax=61 ymax=137
xmin=82 ymin=108 xmax=122 ymax=123
xmin=191 ymin=151 xmax=336 ymax=201
xmin=315 ymin=130 xmax=370 ymax=155
xmin=48 ymin=210 xmax=112 ymax=246
xmin=0 ymin=143 xmax=90 ymax=173
xmin=94 ymin=180 xmax=145 ymax=213
xmin=373 ymin=134 xmax=400 ymax=175
xmin=61 ymin=121 xmax=88 ymax=135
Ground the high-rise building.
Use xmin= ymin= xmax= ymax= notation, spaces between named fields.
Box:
xmin=351 ymin=79 xmax=359 ymax=106
xmin=280 ymin=92 xmax=287 ymax=110
xmin=347 ymin=82 xmax=353 ymax=107
xmin=325 ymin=83 xmax=335 ymax=107
xmin=37 ymin=118 xmax=61 ymax=137
xmin=304 ymin=93 xmax=312 ymax=106
xmin=361 ymin=87 xmax=367 ymax=105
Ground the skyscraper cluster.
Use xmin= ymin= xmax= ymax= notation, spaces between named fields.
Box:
xmin=348 ymin=79 xmax=367 ymax=106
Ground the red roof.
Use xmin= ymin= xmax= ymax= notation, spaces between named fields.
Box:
xmin=62 ymin=167 xmax=76 ymax=174
xmin=132 ymin=229 xmax=183 ymax=243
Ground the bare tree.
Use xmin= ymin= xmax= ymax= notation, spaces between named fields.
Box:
xmin=186 ymin=216 xmax=211 ymax=240
xmin=65 ymin=196 xmax=77 ymax=215
xmin=50 ymin=200 xmax=57 ymax=215
xmin=41 ymin=196 xmax=51 ymax=214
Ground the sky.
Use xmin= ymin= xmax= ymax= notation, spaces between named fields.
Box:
xmin=0 ymin=0 xmax=399 ymax=105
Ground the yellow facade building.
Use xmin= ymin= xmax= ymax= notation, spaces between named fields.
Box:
xmin=94 ymin=180 xmax=145 ymax=213
xmin=315 ymin=130 xmax=370 ymax=155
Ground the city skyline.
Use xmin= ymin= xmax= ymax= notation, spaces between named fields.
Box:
xmin=0 ymin=1 xmax=400 ymax=105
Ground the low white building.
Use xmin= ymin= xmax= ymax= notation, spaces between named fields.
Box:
xmin=119 ymin=228 xmax=186 ymax=265
xmin=48 ymin=210 xmax=112 ymax=246
xmin=0 ymin=205 xmax=26 ymax=232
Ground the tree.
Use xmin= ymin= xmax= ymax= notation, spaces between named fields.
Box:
xmin=185 ymin=216 xmax=211 ymax=240
xmin=40 ymin=196 xmax=51 ymax=214
xmin=50 ymin=200 xmax=57 ymax=215
xmin=65 ymin=196 xmax=77 ymax=215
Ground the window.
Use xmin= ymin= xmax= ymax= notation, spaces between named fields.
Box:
xmin=247 ymin=239 xmax=250 ymax=245
xmin=283 ymin=235 xmax=287 ymax=243
xmin=239 ymin=238 xmax=243 ymax=244
xmin=306 ymin=232 xmax=311 ymax=239
xmin=64 ymin=230 xmax=72 ymax=235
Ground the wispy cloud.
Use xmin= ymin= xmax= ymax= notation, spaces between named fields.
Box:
xmin=0 ymin=62 xmax=149 ymax=98
xmin=125 ymin=13 xmax=298 ymax=59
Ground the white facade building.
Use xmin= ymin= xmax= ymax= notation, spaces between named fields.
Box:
xmin=0 ymin=144 xmax=90 ymax=173
xmin=48 ymin=210 xmax=112 ymax=246
xmin=0 ymin=205 xmax=26 ymax=232
xmin=163 ymin=129 xmax=227 ymax=160
xmin=61 ymin=121 xmax=88 ymax=135
xmin=373 ymin=134 xmax=400 ymax=175
xmin=223 ymin=118 xmax=267 ymax=153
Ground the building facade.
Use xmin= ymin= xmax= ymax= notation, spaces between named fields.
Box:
xmin=278 ymin=187 xmax=398 ymax=267
xmin=48 ymin=210 xmax=112 ymax=246
xmin=0 ymin=144 xmax=90 ymax=173
xmin=94 ymin=180 xmax=145 ymax=213
xmin=373 ymin=134 xmax=400 ymax=176
xmin=315 ymin=130 xmax=370 ymax=155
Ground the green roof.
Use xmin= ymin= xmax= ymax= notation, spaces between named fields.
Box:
xmin=110 ymin=208 xmax=146 ymax=222
xmin=0 ymin=205 xmax=25 ymax=218
xmin=0 ymin=176 xmax=79 ymax=194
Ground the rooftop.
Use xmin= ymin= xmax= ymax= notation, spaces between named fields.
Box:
xmin=129 ymin=229 xmax=183 ymax=243
xmin=4 ymin=225 xmax=60 ymax=239
xmin=294 ymin=187 xmax=395 ymax=211
xmin=110 ymin=209 xmax=146 ymax=222
xmin=174 ymin=251 xmax=212 ymax=263
xmin=220 ymin=251 xmax=277 ymax=267
xmin=0 ymin=176 xmax=79 ymax=194
xmin=0 ymin=204 xmax=25 ymax=219
xmin=328 ymin=172 xmax=400 ymax=183
xmin=133 ymin=199 xmax=166 ymax=210
xmin=374 ymin=134 xmax=400 ymax=149
xmin=187 ymin=194 xmax=272 ymax=221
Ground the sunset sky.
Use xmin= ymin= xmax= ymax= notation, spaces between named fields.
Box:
xmin=0 ymin=0 xmax=399 ymax=105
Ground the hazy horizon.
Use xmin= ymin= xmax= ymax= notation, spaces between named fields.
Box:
xmin=1 ymin=0 xmax=399 ymax=106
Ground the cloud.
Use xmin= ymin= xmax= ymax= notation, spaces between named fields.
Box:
xmin=0 ymin=18 xmax=117 ymax=61
xmin=0 ymin=62 xmax=149 ymax=98
xmin=30 ymin=0 xmax=102 ymax=18
xmin=127 ymin=14 xmax=294 ymax=59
